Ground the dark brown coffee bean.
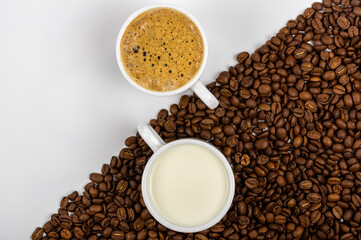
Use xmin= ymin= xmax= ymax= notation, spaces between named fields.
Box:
xmin=245 ymin=178 xmax=259 ymax=189
xmin=299 ymin=215 xmax=310 ymax=228
xmin=294 ymin=48 xmax=307 ymax=59
xmin=90 ymin=205 xmax=103 ymax=213
xmin=164 ymin=120 xmax=176 ymax=132
xmin=337 ymin=16 xmax=351 ymax=29
xmin=328 ymin=178 xmax=341 ymax=185
xmin=60 ymin=196 xmax=69 ymax=209
xmin=60 ymin=229 xmax=72 ymax=240
xmin=332 ymin=206 xmax=343 ymax=219
xmin=32 ymin=227 xmax=43 ymax=240
xmin=305 ymin=100 xmax=318 ymax=112
xmin=292 ymin=226 xmax=304 ymax=239
xmin=275 ymin=175 xmax=286 ymax=187
xmin=223 ymin=125 xmax=235 ymax=136
xmin=312 ymin=18 xmax=323 ymax=30
xmin=303 ymin=8 xmax=315 ymax=18
xmin=329 ymin=57 xmax=342 ymax=69
xmin=258 ymin=84 xmax=272 ymax=97
xmin=301 ymin=62 xmax=313 ymax=72
xmin=354 ymin=6 xmax=361 ymax=16
xmin=275 ymin=215 xmax=287 ymax=224
xmin=195 ymin=233 xmax=208 ymax=240
xmin=112 ymin=230 xmax=125 ymax=240
xmin=116 ymin=180 xmax=129 ymax=194
xmin=239 ymin=89 xmax=251 ymax=99
xmin=90 ymin=173 xmax=104 ymax=183
xmin=117 ymin=207 xmax=127 ymax=221
xmin=72 ymin=227 xmax=84 ymax=238
xmin=307 ymin=131 xmax=321 ymax=140
xmin=241 ymin=76 xmax=254 ymax=88
xmin=323 ymin=71 xmax=336 ymax=81
xmin=317 ymin=93 xmax=330 ymax=104
xmin=240 ymin=154 xmax=250 ymax=166
xmin=328 ymin=193 xmax=341 ymax=202
xmin=255 ymin=139 xmax=269 ymax=150
xmin=216 ymin=74 xmax=229 ymax=85
xmin=352 ymin=194 xmax=361 ymax=207
xmin=333 ymin=85 xmax=346 ymax=95
xmin=178 ymin=95 xmax=189 ymax=109
xmin=119 ymin=222 xmax=130 ymax=232
xmin=310 ymin=210 xmax=322 ymax=224
xmin=321 ymin=35 xmax=333 ymax=45
xmin=211 ymin=223 xmax=225 ymax=233
xmin=348 ymin=26 xmax=359 ymax=38
xmin=299 ymin=180 xmax=313 ymax=190
xmin=255 ymin=155 xmax=268 ymax=166
xmin=237 ymin=52 xmax=249 ymax=63
xmin=133 ymin=218 xmax=144 ymax=231
xmin=307 ymin=193 xmax=322 ymax=203
xmin=238 ymin=216 xmax=250 ymax=228
xmin=127 ymin=208 xmax=135 ymax=221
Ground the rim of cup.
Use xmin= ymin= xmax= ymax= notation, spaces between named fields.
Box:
xmin=115 ymin=4 xmax=209 ymax=96
xmin=141 ymin=139 xmax=235 ymax=233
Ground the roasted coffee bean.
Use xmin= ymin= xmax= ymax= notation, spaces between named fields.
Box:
xmin=117 ymin=207 xmax=127 ymax=221
xmin=255 ymin=139 xmax=269 ymax=150
xmin=241 ymin=76 xmax=254 ymax=88
xmin=305 ymin=100 xmax=318 ymax=112
xmin=133 ymin=218 xmax=144 ymax=231
xmin=299 ymin=180 xmax=313 ymax=190
xmin=178 ymin=95 xmax=190 ymax=109
xmin=310 ymin=210 xmax=322 ymax=224
xmin=164 ymin=120 xmax=176 ymax=132
xmin=303 ymin=8 xmax=315 ymax=18
xmin=32 ymin=227 xmax=43 ymax=240
xmin=89 ymin=205 xmax=103 ymax=213
xmin=323 ymin=70 xmax=336 ymax=81
xmin=195 ymin=233 xmax=208 ymax=240
xmin=116 ymin=180 xmax=128 ymax=194
xmin=337 ymin=16 xmax=351 ymax=29
xmin=90 ymin=173 xmax=104 ymax=183
xmin=112 ymin=230 xmax=125 ymax=240
xmin=237 ymin=52 xmax=249 ymax=63
xmin=307 ymin=131 xmax=321 ymax=140
xmin=294 ymin=48 xmax=307 ymax=59
xmin=60 ymin=229 xmax=72 ymax=240
xmin=328 ymin=194 xmax=341 ymax=202
xmin=224 ymin=125 xmax=235 ymax=136
xmin=257 ymin=155 xmax=269 ymax=165
xmin=333 ymin=85 xmax=346 ymax=95
xmin=329 ymin=57 xmax=342 ymax=69
xmin=211 ymin=223 xmax=225 ymax=233
xmin=60 ymin=196 xmax=69 ymax=209
xmin=245 ymin=178 xmax=259 ymax=189
xmin=332 ymin=206 xmax=343 ymax=219
xmin=240 ymin=154 xmax=250 ymax=166
xmin=258 ymin=84 xmax=272 ymax=97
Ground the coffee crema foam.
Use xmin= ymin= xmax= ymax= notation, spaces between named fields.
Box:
xmin=120 ymin=7 xmax=204 ymax=92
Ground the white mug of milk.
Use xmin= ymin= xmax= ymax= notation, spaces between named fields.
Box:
xmin=138 ymin=122 xmax=235 ymax=233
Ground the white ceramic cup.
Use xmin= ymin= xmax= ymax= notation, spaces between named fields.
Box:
xmin=116 ymin=4 xmax=219 ymax=109
xmin=137 ymin=122 xmax=235 ymax=233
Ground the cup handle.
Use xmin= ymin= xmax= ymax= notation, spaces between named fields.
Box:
xmin=191 ymin=81 xmax=219 ymax=109
xmin=137 ymin=122 xmax=166 ymax=152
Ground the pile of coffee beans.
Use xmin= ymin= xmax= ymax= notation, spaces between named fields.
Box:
xmin=33 ymin=0 xmax=361 ymax=239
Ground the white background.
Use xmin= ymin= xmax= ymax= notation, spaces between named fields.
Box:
xmin=0 ymin=0 xmax=315 ymax=238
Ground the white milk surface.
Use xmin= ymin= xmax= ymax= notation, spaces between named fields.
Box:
xmin=148 ymin=144 xmax=229 ymax=227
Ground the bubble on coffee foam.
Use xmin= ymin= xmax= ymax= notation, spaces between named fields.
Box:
xmin=120 ymin=7 xmax=204 ymax=92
